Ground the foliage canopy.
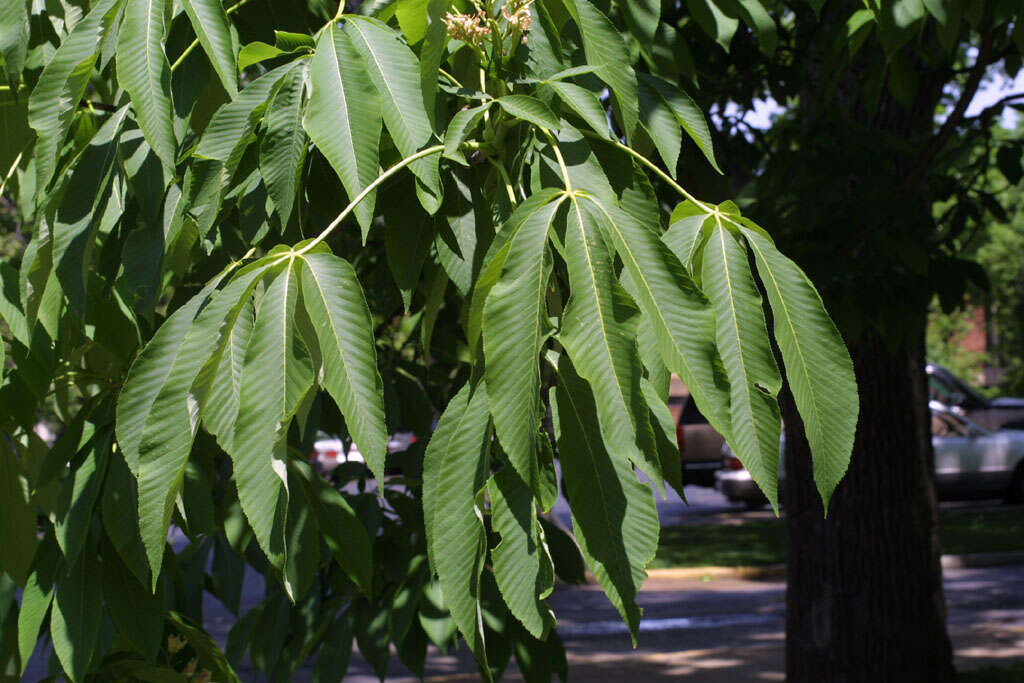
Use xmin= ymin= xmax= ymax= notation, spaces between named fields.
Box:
xmin=0 ymin=0 xmax=860 ymax=679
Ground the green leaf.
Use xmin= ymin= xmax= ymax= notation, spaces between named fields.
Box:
xmin=17 ymin=567 xmax=54 ymax=673
xmin=558 ymin=196 xmax=650 ymax=473
xmin=314 ymin=612 xmax=354 ymax=683
xmin=442 ymin=102 xmax=491 ymax=166
xmin=483 ymin=194 xmax=563 ymax=481
xmin=298 ymin=252 xmax=387 ymax=483
xmin=292 ymin=458 xmax=374 ymax=595
xmin=344 ymin=16 xmax=441 ymax=211
xmin=422 ymin=381 xmax=490 ymax=662
xmin=740 ymin=226 xmax=858 ymax=509
xmin=584 ymin=193 xmax=732 ymax=448
xmin=126 ymin=264 xmax=268 ymax=584
xmin=27 ymin=0 xmax=122 ymax=189
xmin=560 ymin=0 xmax=639 ymax=140
xmin=238 ymin=41 xmax=287 ymax=71
xmin=553 ymin=354 xmax=657 ymax=642
xmin=418 ymin=0 xmax=449 ymax=130
xmin=642 ymin=378 xmax=685 ymax=498
xmin=102 ymin=449 xmax=151 ymax=586
xmin=305 ymin=23 xmax=381 ymax=235
xmin=546 ymin=81 xmax=612 ymax=140
xmin=686 ymin=0 xmax=739 ymax=52
xmin=51 ymin=551 xmax=103 ymax=682
xmin=639 ymin=73 xmax=721 ymax=173
xmin=117 ymin=0 xmax=177 ymax=172
xmin=637 ymin=75 xmax=681 ymax=174
xmin=195 ymin=295 xmax=254 ymax=454
xmin=0 ymin=0 xmax=29 ymax=84
xmin=181 ymin=0 xmax=239 ymax=96
xmin=663 ymin=201 xmax=712 ymax=275
xmin=496 ymin=95 xmax=561 ymax=130
xmin=260 ymin=61 xmax=308 ymax=227
xmin=54 ymin=433 xmax=110 ymax=570
xmin=102 ymin=546 xmax=164 ymax=661
xmin=274 ymin=31 xmax=315 ymax=52
xmin=0 ymin=438 xmax=37 ymax=586
xmin=489 ymin=467 xmax=552 ymax=639
xmin=702 ymin=223 xmax=782 ymax=511
xmin=230 ymin=259 xmax=313 ymax=581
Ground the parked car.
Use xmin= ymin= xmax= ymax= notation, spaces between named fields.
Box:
xmin=312 ymin=432 xmax=416 ymax=473
xmin=715 ymin=402 xmax=1024 ymax=506
xmin=927 ymin=363 xmax=1024 ymax=431
xmin=668 ymin=394 xmax=725 ymax=487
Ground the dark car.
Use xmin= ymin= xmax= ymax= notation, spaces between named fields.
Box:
xmin=668 ymin=394 xmax=724 ymax=487
xmin=927 ymin=364 xmax=1024 ymax=431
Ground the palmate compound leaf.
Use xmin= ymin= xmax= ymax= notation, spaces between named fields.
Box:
xmin=558 ymin=195 xmax=660 ymax=484
xmin=740 ymin=224 xmax=858 ymax=509
xmin=483 ymin=193 xmax=566 ymax=483
xmin=305 ymin=22 xmax=381 ymax=237
xmin=422 ymin=381 xmax=491 ymax=667
xmin=27 ymin=0 xmax=123 ymax=190
xmin=344 ymin=15 xmax=442 ymax=213
xmin=117 ymin=260 xmax=269 ymax=583
xmin=580 ymin=191 xmax=732 ymax=448
xmin=553 ymin=353 xmax=658 ymax=642
xmin=702 ymin=221 xmax=783 ymax=512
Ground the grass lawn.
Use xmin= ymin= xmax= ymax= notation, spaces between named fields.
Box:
xmin=652 ymin=507 xmax=1024 ymax=569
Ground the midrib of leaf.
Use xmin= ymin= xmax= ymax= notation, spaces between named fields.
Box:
xmin=567 ymin=196 xmax=632 ymax=429
xmin=583 ymin=195 xmax=708 ymax=404
xmin=278 ymin=258 xmax=294 ymax=420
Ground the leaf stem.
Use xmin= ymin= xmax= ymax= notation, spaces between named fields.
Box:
xmin=540 ymin=127 xmax=572 ymax=193
xmin=170 ymin=0 xmax=256 ymax=73
xmin=297 ymin=145 xmax=446 ymax=254
xmin=489 ymin=158 xmax=518 ymax=205
xmin=0 ymin=150 xmax=24 ymax=199
xmin=579 ymin=130 xmax=715 ymax=214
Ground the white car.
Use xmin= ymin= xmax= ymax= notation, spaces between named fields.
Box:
xmin=714 ymin=402 xmax=1024 ymax=506
xmin=312 ymin=432 xmax=417 ymax=473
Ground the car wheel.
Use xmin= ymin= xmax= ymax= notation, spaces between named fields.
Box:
xmin=1007 ymin=464 xmax=1024 ymax=504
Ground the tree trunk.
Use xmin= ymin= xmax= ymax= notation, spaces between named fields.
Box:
xmin=782 ymin=329 xmax=954 ymax=682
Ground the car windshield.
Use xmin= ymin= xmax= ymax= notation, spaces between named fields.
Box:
xmin=927 ymin=365 xmax=988 ymax=409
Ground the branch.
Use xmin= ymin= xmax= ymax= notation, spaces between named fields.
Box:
xmin=923 ymin=33 xmax=994 ymax=166
xmin=964 ymin=92 xmax=1024 ymax=123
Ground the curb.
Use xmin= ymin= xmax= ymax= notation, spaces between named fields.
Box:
xmin=646 ymin=551 xmax=1024 ymax=581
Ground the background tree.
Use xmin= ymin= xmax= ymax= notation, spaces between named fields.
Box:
xmin=653 ymin=1 xmax=1024 ymax=680
xmin=0 ymin=0 xmax=856 ymax=680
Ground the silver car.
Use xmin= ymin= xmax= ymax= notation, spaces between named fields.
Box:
xmin=715 ymin=403 xmax=1024 ymax=506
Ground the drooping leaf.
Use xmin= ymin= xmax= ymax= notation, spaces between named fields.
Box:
xmin=117 ymin=0 xmax=177 ymax=172
xmin=344 ymin=16 xmax=441 ymax=212
xmin=259 ymin=60 xmax=308 ymax=227
xmin=422 ymin=381 xmax=490 ymax=662
xmin=298 ymin=252 xmax=387 ymax=483
xmin=50 ymin=551 xmax=103 ymax=682
xmin=180 ymin=0 xmax=239 ymax=96
xmin=686 ymin=0 xmax=739 ymax=52
xmin=305 ymin=23 xmax=381 ymax=235
xmin=741 ymin=225 xmax=858 ymax=509
xmin=558 ymin=196 xmax=651 ymax=474
xmin=639 ymin=73 xmax=721 ymax=173
xmin=443 ymin=102 xmax=491 ymax=166
xmin=54 ymin=432 xmax=110 ymax=569
xmin=0 ymin=0 xmax=29 ymax=84
xmin=230 ymin=259 xmax=313 ymax=580
xmin=702 ymin=222 xmax=782 ymax=511
xmin=17 ymin=563 xmax=55 ymax=674
xmin=0 ymin=438 xmax=37 ymax=586
xmin=484 ymin=194 xmax=564 ymax=482
xmin=560 ymin=0 xmax=639 ymax=141
xmin=583 ymin=193 xmax=732 ymax=446
xmin=637 ymin=74 xmax=681 ymax=174
xmin=546 ymin=81 xmax=612 ymax=140
xmin=489 ymin=467 xmax=552 ymax=639
xmin=553 ymin=354 xmax=658 ymax=643
xmin=28 ymin=0 xmax=122 ymax=190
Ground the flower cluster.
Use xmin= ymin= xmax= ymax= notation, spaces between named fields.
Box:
xmin=503 ymin=0 xmax=534 ymax=39
xmin=443 ymin=11 xmax=492 ymax=46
